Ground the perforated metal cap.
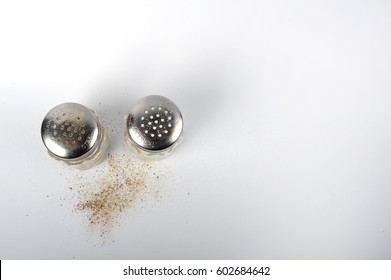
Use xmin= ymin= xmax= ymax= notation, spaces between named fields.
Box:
xmin=125 ymin=95 xmax=183 ymax=159
xmin=41 ymin=102 xmax=109 ymax=169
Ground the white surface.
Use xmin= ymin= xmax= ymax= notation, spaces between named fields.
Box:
xmin=0 ymin=0 xmax=391 ymax=259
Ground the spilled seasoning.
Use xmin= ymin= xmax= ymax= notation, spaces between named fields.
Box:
xmin=74 ymin=153 xmax=162 ymax=235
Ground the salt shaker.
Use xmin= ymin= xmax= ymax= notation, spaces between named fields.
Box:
xmin=125 ymin=95 xmax=183 ymax=160
xmin=41 ymin=102 xmax=109 ymax=169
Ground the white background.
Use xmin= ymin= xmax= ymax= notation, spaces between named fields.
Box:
xmin=0 ymin=0 xmax=390 ymax=259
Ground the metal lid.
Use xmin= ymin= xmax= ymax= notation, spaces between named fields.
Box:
xmin=41 ymin=102 xmax=99 ymax=160
xmin=125 ymin=95 xmax=183 ymax=153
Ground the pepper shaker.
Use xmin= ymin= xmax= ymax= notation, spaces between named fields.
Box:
xmin=41 ymin=102 xmax=109 ymax=169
